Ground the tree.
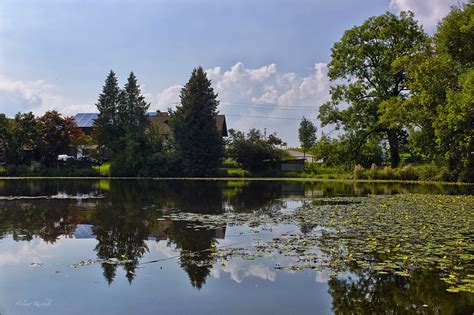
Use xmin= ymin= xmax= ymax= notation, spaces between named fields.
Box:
xmin=313 ymin=133 xmax=382 ymax=168
xmin=10 ymin=112 xmax=42 ymax=164
xmin=227 ymin=128 xmax=283 ymax=173
xmin=94 ymin=70 xmax=122 ymax=159
xmin=0 ymin=114 xmax=12 ymax=163
xmin=298 ymin=117 xmax=317 ymax=159
xmin=38 ymin=111 xmax=83 ymax=166
xmin=117 ymin=72 xmax=150 ymax=135
xmin=169 ymin=67 xmax=224 ymax=176
xmin=386 ymin=3 xmax=473 ymax=181
xmin=319 ymin=11 xmax=426 ymax=167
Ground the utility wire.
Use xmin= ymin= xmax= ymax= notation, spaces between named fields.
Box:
xmin=226 ymin=114 xmax=302 ymax=120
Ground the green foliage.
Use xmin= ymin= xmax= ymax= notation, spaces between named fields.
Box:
xmin=312 ymin=134 xmax=382 ymax=168
xmin=110 ymin=127 xmax=169 ymax=177
xmin=392 ymin=3 xmax=474 ymax=182
xmin=226 ymin=128 xmax=283 ymax=174
xmin=169 ymin=67 xmax=224 ymax=176
xmin=94 ymin=70 xmax=122 ymax=158
xmin=352 ymin=164 xmax=449 ymax=181
xmin=37 ymin=111 xmax=83 ymax=166
xmin=95 ymin=71 xmax=168 ymax=177
xmin=118 ymin=72 xmax=150 ymax=135
xmin=319 ymin=11 xmax=426 ymax=167
xmin=298 ymin=117 xmax=317 ymax=157
xmin=435 ymin=3 xmax=474 ymax=67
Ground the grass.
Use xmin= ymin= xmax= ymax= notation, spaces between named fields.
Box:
xmin=93 ymin=163 xmax=111 ymax=176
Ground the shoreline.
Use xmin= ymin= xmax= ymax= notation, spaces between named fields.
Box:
xmin=0 ymin=176 xmax=471 ymax=186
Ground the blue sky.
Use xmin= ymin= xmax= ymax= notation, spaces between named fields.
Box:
xmin=0 ymin=0 xmax=461 ymax=145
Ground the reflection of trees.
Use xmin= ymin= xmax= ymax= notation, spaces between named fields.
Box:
xmin=166 ymin=221 xmax=217 ymax=289
xmin=0 ymin=200 xmax=82 ymax=243
xmin=328 ymin=268 xmax=473 ymax=314
xmin=228 ymin=181 xmax=285 ymax=213
xmin=91 ymin=202 xmax=151 ymax=284
xmin=0 ymin=179 xmax=104 ymax=198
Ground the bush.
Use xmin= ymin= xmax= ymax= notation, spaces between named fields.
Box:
xmin=398 ymin=165 xmax=419 ymax=180
xmin=419 ymin=163 xmax=450 ymax=181
xmin=353 ymin=164 xmax=366 ymax=179
xmin=5 ymin=165 xmax=30 ymax=176
xmin=354 ymin=165 xmax=419 ymax=181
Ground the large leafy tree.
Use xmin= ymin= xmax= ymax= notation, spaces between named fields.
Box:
xmin=11 ymin=112 xmax=42 ymax=163
xmin=169 ymin=67 xmax=224 ymax=176
xmin=319 ymin=11 xmax=426 ymax=167
xmin=227 ymin=128 xmax=283 ymax=173
xmin=387 ymin=3 xmax=473 ymax=181
xmin=38 ymin=111 xmax=83 ymax=166
xmin=298 ymin=117 xmax=317 ymax=159
xmin=94 ymin=70 xmax=122 ymax=158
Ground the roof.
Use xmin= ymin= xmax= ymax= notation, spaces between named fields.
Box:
xmin=74 ymin=113 xmax=98 ymax=128
xmin=149 ymin=112 xmax=227 ymax=136
xmin=74 ymin=111 xmax=228 ymax=136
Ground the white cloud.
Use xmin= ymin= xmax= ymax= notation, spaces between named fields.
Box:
xmin=154 ymin=85 xmax=182 ymax=111
xmin=0 ymin=75 xmax=93 ymax=117
xmin=211 ymin=258 xmax=276 ymax=283
xmin=145 ymin=62 xmax=330 ymax=145
xmin=389 ymin=0 xmax=460 ymax=31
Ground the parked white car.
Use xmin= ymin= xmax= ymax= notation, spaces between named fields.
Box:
xmin=57 ymin=154 xmax=75 ymax=162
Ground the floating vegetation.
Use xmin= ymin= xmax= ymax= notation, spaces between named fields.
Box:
xmin=169 ymin=194 xmax=474 ymax=293
xmin=69 ymin=258 xmax=134 ymax=268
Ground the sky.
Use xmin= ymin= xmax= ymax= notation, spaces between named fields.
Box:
xmin=0 ymin=0 xmax=462 ymax=146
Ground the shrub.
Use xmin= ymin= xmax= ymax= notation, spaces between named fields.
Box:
xmin=353 ymin=164 xmax=366 ymax=179
xmin=398 ymin=165 xmax=419 ymax=180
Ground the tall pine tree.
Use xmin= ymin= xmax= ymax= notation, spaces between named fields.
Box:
xmin=170 ymin=67 xmax=224 ymax=176
xmin=118 ymin=72 xmax=150 ymax=135
xmin=94 ymin=70 xmax=122 ymax=158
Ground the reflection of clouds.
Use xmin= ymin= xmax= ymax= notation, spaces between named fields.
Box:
xmin=146 ymin=240 xmax=179 ymax=258
xmin=314 ymin=272 xmax=330 ymax=283
xmin=211 ymin=258 xmax=276 ymax=283
xmin=0 ymin=238 xmax=49 ymax=266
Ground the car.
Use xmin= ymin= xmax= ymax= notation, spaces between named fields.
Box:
xmin=57 ymin=154 xmax=75 ymax=162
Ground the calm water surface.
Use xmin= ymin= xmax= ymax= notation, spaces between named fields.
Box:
xmin=0 ymin=179 xmax=472 ymax=315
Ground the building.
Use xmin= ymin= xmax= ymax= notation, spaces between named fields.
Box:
xmin=74 ymin=111 xmax=228 ymax=139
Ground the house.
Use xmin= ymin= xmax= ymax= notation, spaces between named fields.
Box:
xmin=74 ymin=111 xmax=228 ymax=139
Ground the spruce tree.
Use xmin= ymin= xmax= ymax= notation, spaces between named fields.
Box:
xmin=170 ymin=67 xmax=224 ymax=176
xmin=118 ymin=72 xmax=150 ymax=135
xmin=94 ymin=70 xmax=122 ymax=158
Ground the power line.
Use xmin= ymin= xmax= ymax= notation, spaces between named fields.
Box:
xmin=220 ymin=104 xmax=314 ymax=111
xmin=166 ymin=101 xmax=315 ymax=110
xmin=226 ymin=114 xmax=303 ymax=120
xmin=219 ymin=101 xmax=316 ymax=109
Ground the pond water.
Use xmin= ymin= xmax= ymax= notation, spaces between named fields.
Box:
xmin=0 ymin=179 xmax=472 ymax=315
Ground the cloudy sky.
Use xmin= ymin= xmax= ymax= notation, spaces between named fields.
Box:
xmin=0 ymin=0 xmax=461 ymax=145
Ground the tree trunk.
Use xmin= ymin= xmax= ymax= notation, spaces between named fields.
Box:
xmin=387 ymin=129 xmax=400 ymax=168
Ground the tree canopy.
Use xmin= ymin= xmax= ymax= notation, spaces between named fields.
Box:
xmin=319 ymin=11 xmax=426 ymax=167
xmin=298 ymin=117 xmax=317 ymax=158
xmin=169 ymin=67 xmax=224 ymax=176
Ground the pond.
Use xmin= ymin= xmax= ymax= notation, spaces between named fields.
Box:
xmin=0 ymin=179 xmax=472 ymax=315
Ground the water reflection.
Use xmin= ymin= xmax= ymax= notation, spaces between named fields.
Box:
xmin=329 ymin=269 xmax=473 ymax=314
xmin=0 ymin=179 xmax=472 ymax=313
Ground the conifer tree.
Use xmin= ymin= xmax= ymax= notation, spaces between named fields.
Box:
xmin=169 ymin=67 xmax=224 ymax=176
xmin=117 ymin=72 xmax=150 ymax=135
xmin=94 ymin=70 xmax=122 ymax=158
